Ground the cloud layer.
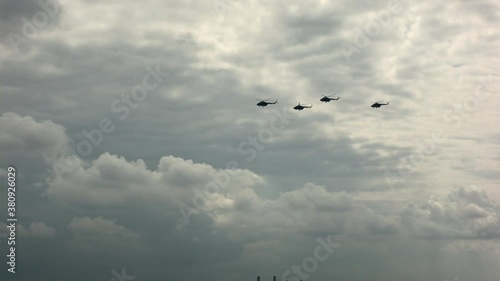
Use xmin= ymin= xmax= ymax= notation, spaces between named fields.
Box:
xmin=1 ymin=0 xmax=499 ymax=280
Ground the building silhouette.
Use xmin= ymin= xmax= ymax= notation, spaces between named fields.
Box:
xmin=256 ymin=276 xmax=302 ymax=281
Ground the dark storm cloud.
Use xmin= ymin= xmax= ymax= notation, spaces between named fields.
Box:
xmin=1 ymin=0 xmax=500 ymax=280
xmin=0 ymin=0 xmax=63 ymax=52
xmin=0 ymin=0 xmax=60 ymax=27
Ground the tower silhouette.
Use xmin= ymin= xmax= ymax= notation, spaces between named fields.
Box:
xmin=256 ymin=276 xmax=301 ymax=281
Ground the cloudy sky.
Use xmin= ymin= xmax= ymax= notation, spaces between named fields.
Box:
xmin=0 ymin=0 xmax=499 ymax=280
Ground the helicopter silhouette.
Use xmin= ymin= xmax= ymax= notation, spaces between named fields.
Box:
xmin=320 ymin=95 xmax=341 ymax=102
xmin=371 ymin=101 xmax=390 ymax=108
xmin=293 ymin=103 xmax=313 ymax=111
xmin=256 ymin=99 xmax=278 ymax=107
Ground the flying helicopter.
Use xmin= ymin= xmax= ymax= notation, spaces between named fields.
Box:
xmin=371 ymin=101 xmax=390 ymax=108
xmin=293 ymin=103 xmax=313 ymax=111
xmin=256 ymin=99 xmax=278 ymax=107
xmin=320 ymin=95 xmax=341 ymax=102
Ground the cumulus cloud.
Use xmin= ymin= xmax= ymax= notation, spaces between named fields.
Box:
xmin=1 ymin=111 xmax=499 ymax=280
xmin=0 ymin=112 xmax=68 ymax=163
xmin=43 ymin=145 xmax=400 ymax=242
xmin=44 ymin=152 xmax=265 ymax=213
xmin=1 ymin=221 xmax=55 ymax=239
xmin=402 ymin=186 xmax=500 ymax=239
xmin=67 ymin=216 xmax=138 ymax=239
xmin=1 ymin=0 xmax=500 ymax=280
xmin=17 ymin=222 xmax=56 ymax=238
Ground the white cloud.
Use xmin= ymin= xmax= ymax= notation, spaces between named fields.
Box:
xmin=1 ymin=0 xmax=500 ymax=280
xmin=3 ymin=222 xmax=56 ymax=238
xmin=0 ymin=112 xmax=67 ymax=163
xmin=67 ymin=216 xmax=137 ymax=239
xmin=402 ymin=186 xmax=500 ymax=239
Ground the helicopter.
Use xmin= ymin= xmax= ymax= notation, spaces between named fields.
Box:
xmin=320 ymin=95 xmax=341 ymax=102
xmin=256 ymin=99 xmax=278 ymax=107
xmin=371 ymin=101 xmax=390 ymax=108
xmin=293 ymin=103 xmax=313 ymax=111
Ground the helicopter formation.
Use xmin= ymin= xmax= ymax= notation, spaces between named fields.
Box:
xmin=257 ymin=95 xmax=390 ymax=111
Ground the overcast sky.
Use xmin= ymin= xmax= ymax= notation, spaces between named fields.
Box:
xmin=0 ymin=0 xmax=499 ymax=280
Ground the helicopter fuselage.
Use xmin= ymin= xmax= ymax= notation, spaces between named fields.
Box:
xmin=293 ymin=104 xmax=312 ymax=110
xmin=257 ymin=101 xmax=276 ymax=107
xmin=320 ymin=97 xmax=339 ymax=102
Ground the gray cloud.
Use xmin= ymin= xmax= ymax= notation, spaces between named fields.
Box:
xmin=402 ymin=186 xmax=500 ymax=239
xmin=16 ymin=222 xmax=56 ymax=238
xmin=1 ymin=0 xmax=500 ymax=280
